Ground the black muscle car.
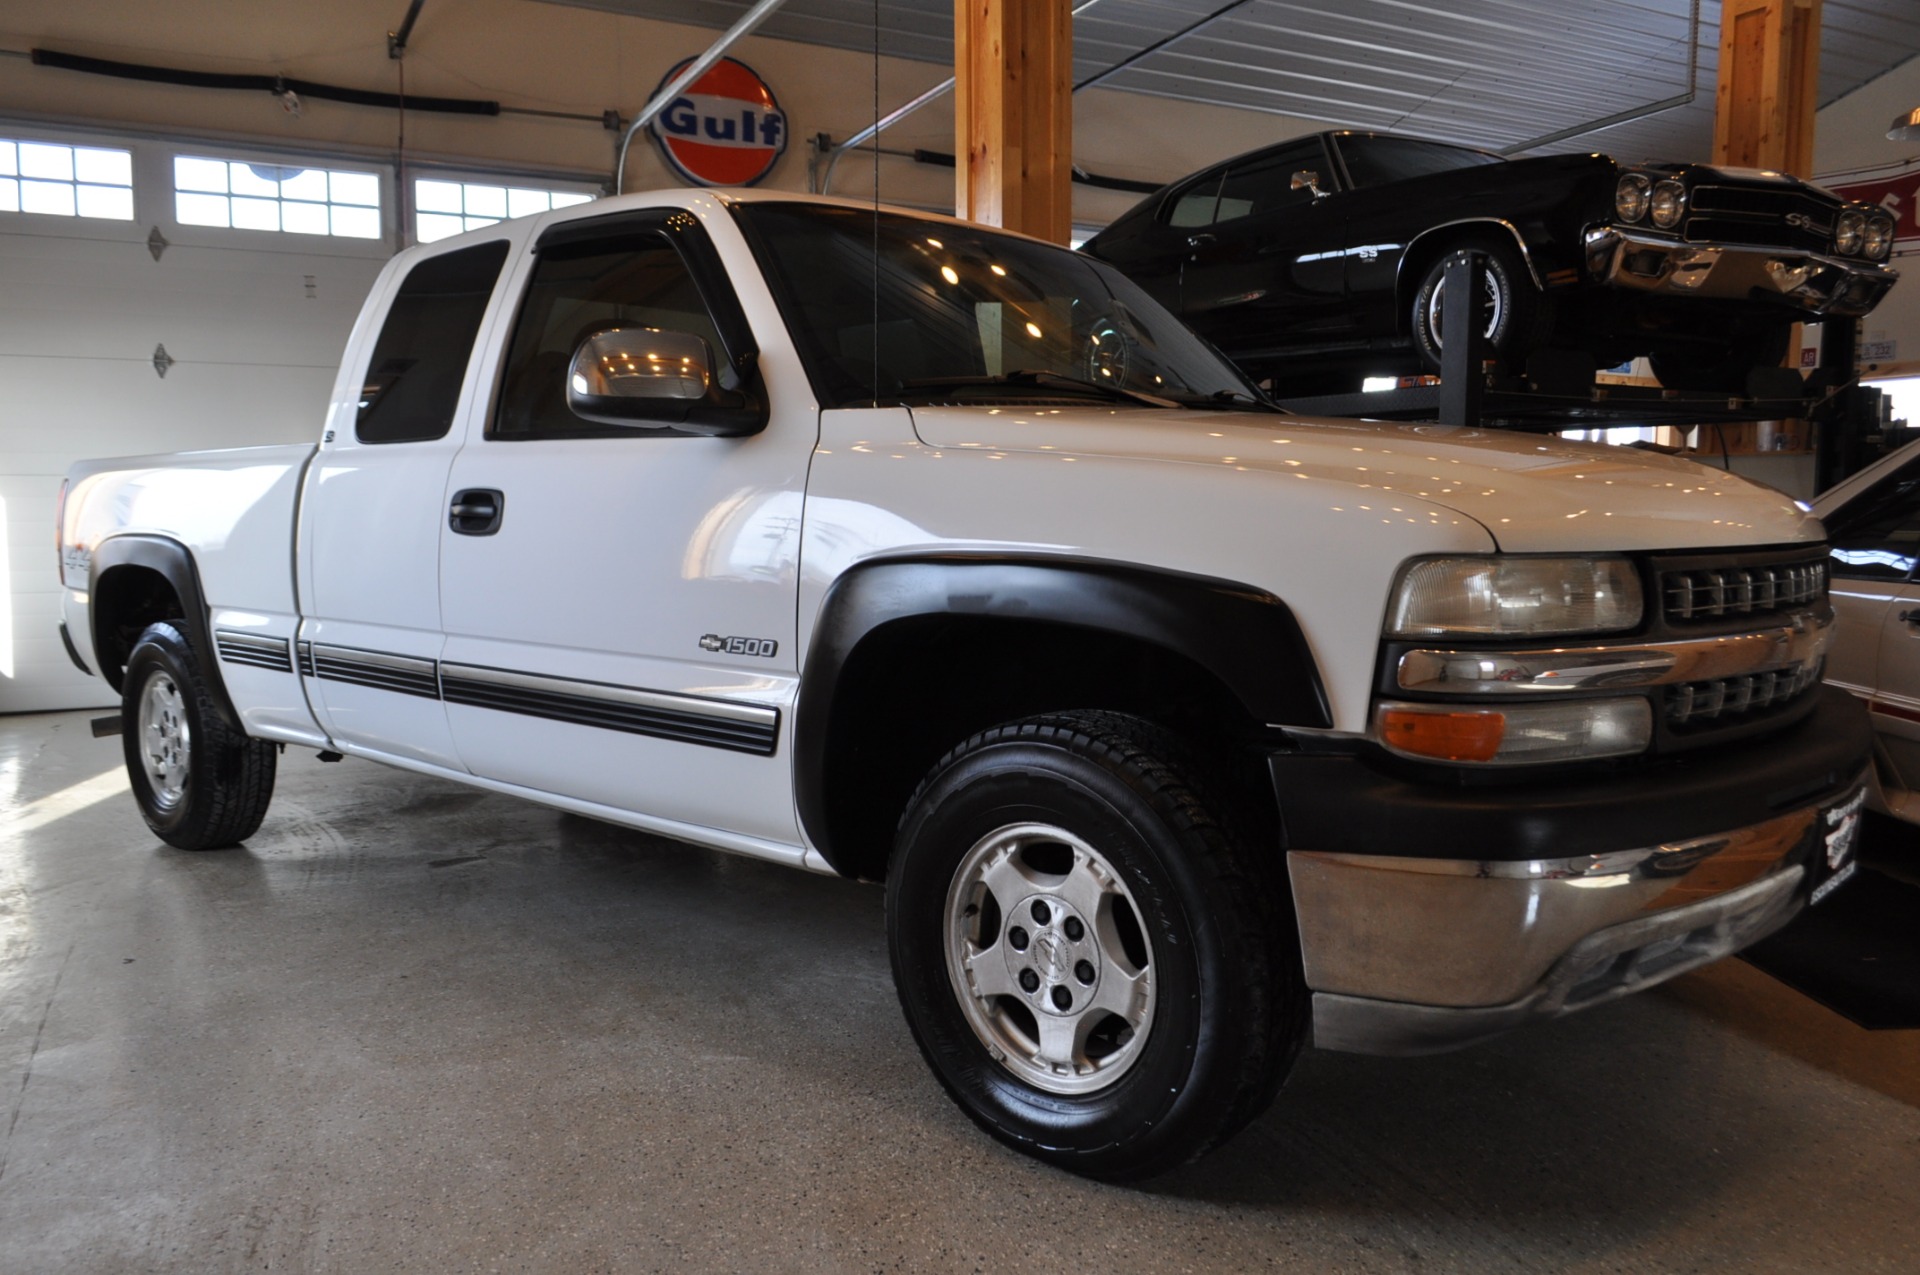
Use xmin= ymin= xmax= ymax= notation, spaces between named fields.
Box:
xmin=1080 ymin=131 xmax=1899 ymax=395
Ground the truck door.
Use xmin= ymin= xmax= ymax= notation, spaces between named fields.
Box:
xmin=436 ymin=209 xmax=810 ymax=848
xmin=296 ymin=238 xmax=514 ymax=769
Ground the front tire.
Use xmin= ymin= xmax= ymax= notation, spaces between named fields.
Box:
xmin=1411 ymin=237 xmax=1543 ymax=376
xmin=122 ymin=621 xmax=276 ymax=850
xmin=886 ymin=712 xmax=1305 ymax=1180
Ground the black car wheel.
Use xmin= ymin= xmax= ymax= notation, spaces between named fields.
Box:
xmin=122 ymin=621 xmax=277 ymax=850
xmin=886 ymin=711 xmax=1306 ymax=1180
xmin=1411 ymin=238 xmax=1542 ymax=375
xmin=1647 ymin=323 xmax=1793 ymax=394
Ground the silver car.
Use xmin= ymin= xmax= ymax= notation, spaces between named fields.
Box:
xmin=1817 ymin=434 xmax=1920 ymax=828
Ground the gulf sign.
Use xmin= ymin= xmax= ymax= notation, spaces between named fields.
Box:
xmin=649 ymin=56 xmax=787 ymax=187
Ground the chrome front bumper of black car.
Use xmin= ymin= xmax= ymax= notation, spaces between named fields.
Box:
xmin=1584 ymin=225 xmax=1897 ymax=316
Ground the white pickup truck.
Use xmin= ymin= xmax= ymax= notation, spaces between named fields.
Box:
xmin=56 ymin=189 xmax=1871 ymax=1179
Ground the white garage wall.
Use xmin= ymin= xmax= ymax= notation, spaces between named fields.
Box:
xmin=1815 ymin=55 xmax=1920 ymax=379
xmin=0 ymin=126 xmax=390 ymax=712
xmin=0 ymin=1 xmax=1321 ymax=712
xmin=0 ymin=1 xmax=1316 ymax=231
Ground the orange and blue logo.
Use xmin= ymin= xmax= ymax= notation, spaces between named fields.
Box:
xmin=649 ymin=56 xmax=787 ymax=188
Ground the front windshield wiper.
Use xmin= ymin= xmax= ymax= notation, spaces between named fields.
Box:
xmin=895 ymin=369 xmax=1181 ymax=409
xmin=1164 ymin=388 xmax=1283 ymax=413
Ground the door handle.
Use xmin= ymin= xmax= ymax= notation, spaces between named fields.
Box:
xmin=1187 ymin=232 xmax=1217 ymax=249
xmin=450 ymin=489 xmax=504 ymax=536
xmin=1900 ymin=609 xmax=1920 ymax=627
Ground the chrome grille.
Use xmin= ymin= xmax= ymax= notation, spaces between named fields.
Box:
xmin=1666 ymin=659 xmax=1823 ymax=726
xmin=1684 ymin=185 xmax=1834 ymax=252
xmin=1661 ymin=559 xmax=1826 ymax=623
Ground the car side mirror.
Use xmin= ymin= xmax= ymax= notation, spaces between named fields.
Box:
xmin=568 ymin=327 xmax=712 ymax=427
xmin=1290 ymin=170 xmax=1328 ymax=199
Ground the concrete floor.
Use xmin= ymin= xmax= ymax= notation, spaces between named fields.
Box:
xmin=2 ymin=710 xmax=1918 ymax=1274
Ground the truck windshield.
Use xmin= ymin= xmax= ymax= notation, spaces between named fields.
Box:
xmin=730 ymin=201 xmax=1269 ymax=411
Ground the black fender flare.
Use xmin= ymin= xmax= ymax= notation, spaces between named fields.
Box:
xmin=793 ymin=554 xmax=1331 ymax=871
xmin=89 ymin=534 xmax=244 ymax=731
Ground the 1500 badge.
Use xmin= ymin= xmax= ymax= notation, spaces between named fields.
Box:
xmin=700 ymin=633 xmax=779 ymax=658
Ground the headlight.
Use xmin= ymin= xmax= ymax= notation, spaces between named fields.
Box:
xmin=1615 ymin=173 xmax=1651 ymax=223
xmin=1835 ymin=210 xmax=1866 ymax=256
xmin=1376 ymin=699 xmax=1653 ymax=765
xmin=1649 ymin=180 xmax=1687 ymax=229
xmin=1387 ymin=556 xmax=1644 ymax=638
xmin=1864 ymin=214 xmax=1895 ymax=261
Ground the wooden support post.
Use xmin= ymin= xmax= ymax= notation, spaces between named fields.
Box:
xmin=1713 ymin=0 xmax=1822 ymax=175
xmin=954 ymin=0 xmax=1072 ymax=244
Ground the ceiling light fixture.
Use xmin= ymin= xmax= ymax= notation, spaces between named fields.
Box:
xmin=1889 ymin=106 xmax=1920 ymax=141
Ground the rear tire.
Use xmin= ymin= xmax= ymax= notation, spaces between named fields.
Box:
xmin=886 ymin=711 xmax=1305 ymax=1180
xmin=122 ymin=621 xmax=276 ymax=850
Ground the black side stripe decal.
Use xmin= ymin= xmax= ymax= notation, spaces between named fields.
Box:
xmin=213 ymin=630 xmax=293 ymax=674
xmin=307 ymin=649 xmax=440 ymax=699
xmin=441 ymin=674 xmax=778 ymax=756
xmin=291 ymin=642 xmax=778 ymax=755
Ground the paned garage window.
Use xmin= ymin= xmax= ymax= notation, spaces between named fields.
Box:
xmin=173 ymin=156 xmax=382 ymax=238
xmin=414 ymin=178 xmax=594 ymax=243
xmin=0 ymin=138 xmax=134 ymax=220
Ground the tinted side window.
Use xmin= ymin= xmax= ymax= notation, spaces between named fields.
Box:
xmin=1166 ymin=175 xmax=1222 ymax=227
xmin=1214 ymin=147 xmax=1320 ymax=224
xmin=491 ymin=232 xmax=725 ymax=439
xmin=1337 ymin=137 xmax=1503 ymax=187
xmin=1827 ymin=461 xmax=1920 ymax=581
xmin=356 ymin=240 xmax=509 ymax=444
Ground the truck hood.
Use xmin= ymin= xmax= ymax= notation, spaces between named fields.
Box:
xmin=907 ymin=407 xmax=1822 ymax=552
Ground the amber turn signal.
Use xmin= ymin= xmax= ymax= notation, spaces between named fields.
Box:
xmin=1377 ymin=706 xmax=1507 ymax=762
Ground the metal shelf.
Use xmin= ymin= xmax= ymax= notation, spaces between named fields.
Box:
xmin=1269 ymin=250 xmax=1845 ymax=437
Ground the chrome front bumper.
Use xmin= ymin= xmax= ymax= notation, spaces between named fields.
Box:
xmin=1584 ymin=226 xmax=1897 ymax=317
xmin=1291 ymin=776 xmax=1869 ymax=1055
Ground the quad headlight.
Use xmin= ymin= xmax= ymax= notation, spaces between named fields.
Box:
xmin=1386 ymin=556 xmax=1644 ymax=638
xmin=1835 ymin=210 xmax=1866 ymax=256
xmin=1615 ymin=173 xmax=1652 ymax=223
xmin=1649 ymin=179 xmax=1687 ymax=229
xmin=1863 ymin=213 xmax=1896 ymax=261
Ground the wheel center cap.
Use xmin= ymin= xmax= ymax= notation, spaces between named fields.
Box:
xmin=1031 ymin=930 xmax=1069 ymax=981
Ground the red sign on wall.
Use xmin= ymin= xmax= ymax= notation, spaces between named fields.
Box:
xmin=1823 ymin=164 xmax=1920 ymax=247
xmin=648 ymin=57 xmax=788 ymax=188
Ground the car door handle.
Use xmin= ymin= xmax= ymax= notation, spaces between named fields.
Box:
xmin=1186 ymin=232 xmax=1217 ymax=249
xmin=450 ymin=489 xmax=504 ymax=536
xmin=1900 ymin=609 xmax=1920 ymax=627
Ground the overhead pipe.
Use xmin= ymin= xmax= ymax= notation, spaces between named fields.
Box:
xmin=811 ymin=76 xmax=955 ymax=194
xmin=1072 ymin=0 xmax=1259 ymax=94
xmin=28 ymin=48 xmax=498 ymax=116
xmin=814 ymin=0 xmax=1133 ymax=196
xmin=614 ymin=0 xmax=793 ymax=195
xmin=388 ymin=0 xmax=427 ymax=59
xmin=1498 ymin=0 xmax=1701 ymax=155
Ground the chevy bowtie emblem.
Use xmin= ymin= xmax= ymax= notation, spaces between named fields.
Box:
xmin=699 ymin=634 xmax=725 ymax=652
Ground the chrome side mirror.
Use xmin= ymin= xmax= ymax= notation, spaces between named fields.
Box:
xmin=1290 ymin=170 xmax=1328 ymax=199
xmin=567 ymin=327 xmax=712 ymax=426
